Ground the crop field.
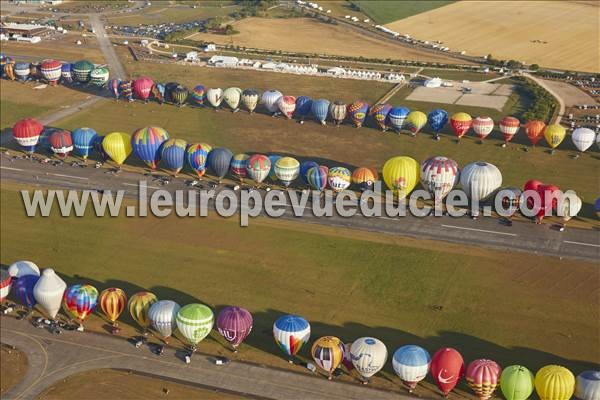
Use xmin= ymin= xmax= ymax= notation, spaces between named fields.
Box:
xmin=352 ymin=0 xmax=455 ymax=25
xmin=384 ymin=1 xmax=600 ymax=73
xmin=0 ymin=34 xmax=105 ymax=64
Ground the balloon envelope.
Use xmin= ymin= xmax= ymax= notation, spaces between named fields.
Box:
xmin=128 ymin=291 xmax=157 ymax=330
xmin=33 ymin=268 xmax=66 ymax=319
xmin=186 ymin=143 xmax=212 ymax=177
xmin=149 ymin=300 xmax=181 ymax=339
xmin=273 ymin=314 xmax=310 ymax=357
xmin=131 ymin=126 xmax=170 ymax=170
xmin=208 ymin=148 xmax=233 ymax=179
xmin=99 ymin=288 xmax=127 ymax=324
xmin=246 ymin=154 xmax=271 ymax=184
xmin=12 ymin=274 xmax=39 ymax=308
xmin=49 ymin=130 xmax=73 ymax=158
xmin=8 ymin=260 xmax=40 ymax=278
xmin=103 ymin=132 xmax=132 ymax=165
xmin=382 ymin=156 xmax=420 ymax=199
xmin=499 ymin=116 xmax=520 ymax=142
xmin=500 ymin=365 xmax=535 ymax=400
xmin=347 ymin=101 xmax=369 ymax=127
xmin=63 ymin=284 xmax=99 ymax=322
xmin=350 ymin=337 xmax=388 ymax=379
xmin=450 ymin=112 xmax=472 ymax=138
xmin=161 ymin=138 xmax=187 ymax=173
xmin=311 ymin=336 xmax=344 ymax=374
xmin=306 ymin=165 xmax=328 ymax=191
xmin=217 ymin=306 xmax=253 ymax=348
xmin=544 ymin=124 xmax=566 ymax=149
xmin=473 ymin=116 xmax=495 ymax=140
xmin=13 ymin=117 xmax=43 ymax=152
xmin=352 ymin=167 xmax=378 ymax=192
xmin=176 ymin=303 xmax=214 ymax=346
xmin=133 ymin=76 xmax=155 ymax=101
xmin=261 ymin=90 xmax=282 ymax=113
xmin=223 ymin=87 xmax=242 ymax=110
xmin=572 ymin=127 xmax=596 ymax=152
xmin=525 ymin=120 xmax=546 ymax=146
xmin=428 ymin=108 xmax=448 ymax=133
xmin=274 ymin=157 xmax=300 ymax=187
xmin=430 ymin=347 xmax=464 ymax=395
xmin=0 ymin=270 xmax=11 ymax=303
xmin=535 ymin=365 xmax=575 ymax=400
xmin=295 ymin=96 xmax=312 ymax=117
xmin=328 ymin=167 xmax=351 ymax=192
xmin=277 ymin=95 xmax=296 ymax=119
xmin=72 ymin=127 xmax=97 ymax=159
xmin=576 ymin=370 xmax=600 ymax=400
xmin=460 ymin=162 xmax=502 ymax=202
xmin=312 ymin=99 xmax=331 ymax=124
xmin=420 ymin=156 xmax=459 ymax=200
xmin=388 ymin=106 xmax=410 ymax=132
xmin=392 ymin=345 xmax=431 ymax=391
xmin=405 ymin=111 xmax=428 ymax=135
xmin=191 ymin=84 xmax=205 ymax=105
xmin=466 ymin=359 xmax=501 ymax=400
xmin=369 ymin=103 xmax=392 ymax=131
xmin=241 ymin=89 xmax=259 ymax=112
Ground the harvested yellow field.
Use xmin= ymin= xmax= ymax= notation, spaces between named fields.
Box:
xmin=385 ymin=1 xmax=599 ymax=72
xmin=190 ymin=17 xmax=463 ymax=64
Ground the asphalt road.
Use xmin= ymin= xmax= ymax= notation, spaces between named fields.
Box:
xmin=1 ymin=154 xmax=598 ymax=262
xmin=89 ymin=14 xmax=127 ymax=81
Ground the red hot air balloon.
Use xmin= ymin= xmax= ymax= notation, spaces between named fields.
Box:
xmin=216 ymin=306 xmax=253 ymax=351
xmin=431 ymin=347 xmax=464 ymax=396
xmin=523 ymin=180 xmax=560 ymax=223
xmin=466 ymin=359 xmax=501 ymax=400
xmin=49 ymin=130 xmax=73 ymax=158
xmin=499 ymin=116 xmax=520 ymax=145
xmin=40 ymin=59 xmax=63 ymax=86
xmin=133 ymin=76 xmax=155 ymax=102
xmin=13 ymin=118 xmax=43 ymax=153
xmin=450 ymin=112 xmax=472 ymax=142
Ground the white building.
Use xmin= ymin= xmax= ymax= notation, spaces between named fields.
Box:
xmin=208 ymin=55 xmax=238 ymax=67
xmin=203 ymin=43 xmax=216 ymax=52
xmin=424 ymin=77 xmax=442 ymax=88
xmin=185 ymin=51 xmax=198 ymax=61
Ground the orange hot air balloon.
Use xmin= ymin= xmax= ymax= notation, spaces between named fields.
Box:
xmin=99 ymin=288 xmax=128 ymax=327
xmin=450 ymin=112 xmax=472 ymax=141
xmin=524 ymin=120 xmax=546 ymax=146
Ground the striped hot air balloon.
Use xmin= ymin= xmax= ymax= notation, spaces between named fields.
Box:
xmin=217 ymin=306 xmax=253 ymax=350
xmin=277 ymin=95 xmax=296 ymax=119
xmin=466 ymin=359 xmax=502 ymax=400
xmin=49 ymin=130 xmax=73 ymax=158
xmin=420 ymin=156 xmax=460 ymax=200
xmin=472 ymin=116 xmax=494 ymax=141
xmin=99 ymin=288 xmax=127 ymax=327
xmin=369 ymin=103 xmax=392 ymax=131
xmin=14 ymin=62 xmax=30 ymax=81
xmin=500 ymin=365 xmax=535 ymax=400
xmin=161 ymin=138 xmax=187 ymax=175
xmin=72 ymin=60 xmax=94 ymax=83
xmin=90 ymin=67 xmax=109 ymax=86
xmin=246 ymin=154 xmax=271 ymax=185
xmin=119 ymin=80 xmax=133 ymax=101
xmin=191 ymin=84 xmax=205 ymax=105
xmin=148 ymin=300 xmax=180 ymax=341
xmin=499 ymin=116 xmax=520 ymax=145
xmin=176 ymin=303 xmax=214 ymax=349
xmin=273 ymin=314 xmax=310 ymax=359
xmin=306 ymin=165 xmax=329 ymax=191
xmin=61 ymin=62 xmax=73 ymax=83
xmin=230 ymin=153 xmax=250 ymax=183
xmin=330 ymin=100 xmax=347 ymax=125
xmin=186 ymin=143 xmax=212 ymax=178
xmin=170 ymin=85 xmax=188 ymax=107
xmin=274 ymin=157 xmax=300 ymax=187
xmin=393 ymin=345 xmax=431 ymax=392
xmin=535 ymin=365 xmax=575 ymax=400
xmin=450 ymin=112 xmax=472 ymax=141
xmin=389 ymin=106 xmax=410 ymax=133
xmin=128 ymin=291 xmax=157 ymax=332
xmin=131 ymin=126 xmax=170 ymax=170
xmin=352 ymin=167 xmax=378 ymax=192
xmin=40 ymin=59 xmax=62 ymax=86
xmin=12 ymin=117 xmax=43 ymax=153
xmin=261 ymin=90 xmax=282 ymax=114
xmin=347 ymin=100 xmax=369 ymax=128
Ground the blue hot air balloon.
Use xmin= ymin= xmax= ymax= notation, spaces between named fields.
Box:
xmin=186 ymin=143 xmax=212 ymax=178
xmin=311 ymin=99 xmax=330 ymax=125
xmin=392 ymin=345 xmax=431 ymax=392
xmin=306 ymin=166 xmax=329 ymax=192
xmin=161 ymin=138 xmax=187 ymax=175
xmin=72 ymin=127 xmax=98 ymax=160
xmin=208 ymin=147 xmax=233 ymax=181
xmin=300 ymin=160 xmax=319 ymax=185
xmin=295 ymin=96 xmax=313 ymax=120
xmin=61 ymin=63 xmax=73 ymax=83
xmin=388 ymin=106 xmax=410 ymax=133
xmin=428 ymin=108 xmax=448 ymax=138
xmin=273 ymin=314 xmax=311 ymax=358
xmin=12 ymin=274 xmax=39 ymax=309
xmin=131 ymin=127 xmax=170 ymax=170
xmin=268 ymin=154 xmax=282 ymax=181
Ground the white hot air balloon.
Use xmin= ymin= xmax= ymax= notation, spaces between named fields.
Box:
xmin=571 ymin=127 xmax=596 ymax=153
xmin=223 ymin=87 xmax=242 ymax=111
xmin=206 ymin=88 xmax=224 ymax=109
xmin=260 ymin=90 xmax=282 ymax=114
xmin=576 ymin=371 xmax=600 ymax=400
xmin=8 ymin=260 xmax=40 ymax=278
xmin=392 ymin=345 xmax=431 ymax=392
xmin=472 ymin=116 xmax=494 ymax=141
xmin=420 ymin=156 xmax=460 ymax=201
xmin=148 ymin=300 xmax=181 ymax=340
xmin=33 ymin=268 xmax=66 ymax=319
xmin=350 ymin=337 xmax=388 ymax=382
xmin=561 ymin=194 xmax=582 ymax=229
xmin=460 ymin=161 xmax=502 ymax=202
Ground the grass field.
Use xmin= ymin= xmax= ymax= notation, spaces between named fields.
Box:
xmin=384 ymin=1 xmax=600 ymax=73
xmin=105 ymin=2 xmax=240 ymax=26
xmin=0 ymin=34 xmax=105 ymax=64
xmin=352 ymin=1 xmax=454 ymax=25
xmin=0 ymin=344 xmax=26 ymax=394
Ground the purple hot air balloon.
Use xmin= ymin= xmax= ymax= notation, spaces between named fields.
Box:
xmin=12 ymin=274 xmax=40 ymax=309
xmin=216 ymin=306 xmax=253 ymax=350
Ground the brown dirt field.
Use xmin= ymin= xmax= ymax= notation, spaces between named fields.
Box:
xmin=190 ymin=17 xmax=463 ymax=64
xmin=539 ymin=79 xmax=599 ymax=107
xmin=385 ymin=1 xmax=600 ymax=73
xmin=0 ymin=344 xmax=27 ymax=394
xmin=0 ymin=34 xmax=105 ymax=64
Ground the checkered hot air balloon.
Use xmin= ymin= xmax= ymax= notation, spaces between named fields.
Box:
xmin=311 ymin=336 xmax=344 ymax=378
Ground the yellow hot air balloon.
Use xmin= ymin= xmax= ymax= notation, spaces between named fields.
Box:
xmin=102 ymin=131 xmax=132 ymax=165
xmin=535 ymin=365 xmax=575 ymax=400
xmin=128 ymin=291 xmax=157 ymax=332
xmin=311 ymin=336 xmax=344 ymax=378
xmin=99 ymin=288 xmax=127 ymax=327
xmin=382 ymin=156 xmax=420 ymax=199
xmin=405 ymin=111 xmax=428 ymax=136
xmin=543 ymin=124 xmax=566 ymax=150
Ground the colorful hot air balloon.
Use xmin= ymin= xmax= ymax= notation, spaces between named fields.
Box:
xmin=382 ymin=156 xmax=420 ymax=199
xmin=473 ymin=116 xmax=494 ymax=141
xmin=102 ymin=132 xmax=132 ymax=166
xmin=131 ymin=126 xmax=170 ymax=170
xmin=347 ymin=100 xmax=369 ymax=128
xmin=273 ymin=314 xmax=310 ymax=358
xmin=278 ymin=95 xmax=296 ymax=119
xmin=268 ymin=155 xmax=282 ymax=181
xmin=40 ymin=59 xmax=62 ymax=86
xmin=369 ymin=103 xmax=392 ymax=131
xmin=12 ymin=274 xmax=39 ymax=309
xmin=49 ymin=130 xmax=73 ymax=158
xmin=241 ymin=89 xmax=259 ymax=113
xmin=230 ymin=153 xmax=250 ymax=182
xmin=430 ymin=347 xmax=464 ymax=396
xmin=216 ymin=306 xmax=253 ymax=350
xmin=389 ymin=106 xmax=410 ymax=133
xmin=171 ymin=85 xmax=188 ymax=107
xmin=223 ymin=87 xmax=242 ymax=111
xmin=119 ymin=80 xmax=133 ymax=101
xmin=61 ymin=62 xmax=73 ymax=83
xmin=128 ymin=291 xmax=157 ymax=332
xmin=63 ymin=284 xmax=99 ymax=323
xmin=524 ymin=120 xmax=546 ymax=146
xmin=350 ymin=337 xmax=388 ymax=382
xmin=72 ymin=127 xmax=97 ymax=159
xmin=26 ymin=268 xmax=66 ymax=318
xmin=330 ymin=101 xmax=347 ymax=125
xmin=392 ymin=345 xmax=431 ymax=392
xmin=72 ymin=59 xmax=94 ymax=83
xmin=176 ymin=303 xmax=214 ymax=349
xmin=99 ymin=288 xmax=127 ymax=327
xmin=501 ymin=365 xmax=535 ymax=400
xmin=328 ymin=167 xmax=351 ymax=192
xmin=261 ymin=90 xmax=282 ymax=114
xmin=295 ymin=96 xmax=313 ymax=121
xmin=499 ymin=116 xmax=520 ymax=144
xmin=274 ymin=157 xmax=300 ymax=187
xmin=450 ymin=112 xmax=472 ymax=141
xmin=544 ymin=124 xmax=566 ymax=151
xmin=466 ymin=359 xmax=501 ymax=400
xmin=576 ymin=371 xmax=600 ymax=400
xmin=14 ymin=62 xmax=30 ymax=81
xmin=572 ymin=127 xmax=596 ymax=153
xmin=246 ymin=154 xmax=271 ymax=185
xmin=312 ymin=99 xmax=331 ymax=125
xmin=161 ymin=138 xmax=187 ymax=175
xmin=191 ymin=84 xmax=205 ymax=105
xmin=306 ymin=165 xmax=329 ymax=191
xmin=206 ymin=87 xmax=223 ymax=108
xmin=300 ymin=161 xmax=319 ymax=185
xmin=535 ymin=365 xmax=575 ymax=400
xmin=12 ymin=117 xmax=43 ymax=153
xmin=461 ymin=162 xmax=502 ymax=202
xmin=186 ymin=143 xmax=212 ymax=178
xmin=420 ymin=156 xmax=459 ymax=201
xmin=8 ymin=260 xmax=40 ymax=278
xmin=352 ymin=167 xmax=378 ymax=192
xmin=499 ymin=187 xmax=523 ymax=218
xmin=152 ymin=83 xmax=165 ymax=104
xmin=90 ymin=67 xmax=109 ymax=86
xmin=149 ymin=300 xmax=180 ymax=340
xmin=429 ymin=108 xmax=449 ymax=138
xmin=405 ymin=110 xmax=428 ymax=136
xmin=107 ymin=78 xmax=121 ymax=99
xmin=0 ymin=270 xmax=11 ymax=304
xmin=311 ymin=336 xmax=344 ymax=378
xmin=208 ymin=147 xmax=233 ymax=181
xmin=133 ymin=76 xmax=155 ymax=102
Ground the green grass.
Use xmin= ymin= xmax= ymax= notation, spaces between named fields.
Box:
xmin=105 ymin=2 xmax=241 ymax=26
xmin=0 ymin=100 xmax=49 ymax=131
xmin=351 ymin=1 xmax=455 ymax=24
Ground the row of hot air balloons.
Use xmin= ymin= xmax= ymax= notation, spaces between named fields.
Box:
xmin=1 ymin=262 xmax=598 ymax=400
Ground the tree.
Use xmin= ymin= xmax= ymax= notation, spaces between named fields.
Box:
xmin=530 ymin=64 xmax=540 ymax=71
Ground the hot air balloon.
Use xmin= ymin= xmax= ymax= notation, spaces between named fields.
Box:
xmin=93 ymin=135 xmax=109 ymax=162
xmin=328 ymin=167 xmax=351 ymax=192
xmin=108 ymin=78 xmax=121 ymax=99
xmin=278 ymin=95 xmax=296 ymax=119
xmin=524 ymin=120 xmax=546 ymax=147
xmin=190 ymin=84 xmax=205 ymax=105
xmin=14 ymin=62 xmax=30 ymax=81
xmin=330 ymin=100 xmax=347 ymax=126
xmin=133 ymin=76 xmax=154 ymax=102
xmin=311 ymin=336 xmax=344 ymax=378
xmin=12 ymin=274 xmax=39 ymax=309
xmin=148 ymin=300 xmax=180 ymax=341
xmin=49 ymin=130 xmax=73 ymax=158
xmin=171 ymin=85 xmax=188 ymax=107
xmin=300 ymin=161 xmax=319 ymax=185
xmin=29 ymin=62 xmax=41 ymax=80
xmin=63 ymin=284 xmax=99 ymax=324
xmin=176 ymin=303 xmax=214 ymax=349
xmin=12 ymin=117 xmax=43 ymax=153
xmin=306 ymin=165 xmax=328 ymax=191
xmin=223 ymin=87 xmax=242 ymax=111
xmin=350 ymin=337 xmax=388 ymax=383
xmin=460 ymin=162 xmax=502 ymax=202
xmin=535 ymin=365 xmax=575 ymax=400
xmin=295 ymin=96 xmax=313 ymax=122
xmin=0 ymin=270 xmax=11 ymax=304
xmin=119 ymin=80 xmax=133 ymax=102
xmin=420 ymin=156 xmax=459 ymax=203
xmin=102 ymin=132 xmax=132 ymax=166
xmin=208 ymin=147 xmax=233 ymax=182
xmin=216 ymin=306 xmax=253 ymax=351
xmin=128 ymin=291 xmax=157 ymax=333
xmin=450 ymin=112 xmax=472 ymax=141
xmin=268 ymin=155 xmax=282 ymax=181
xmin=230 ymin=153 xmax=250 ymax=183
xmin=33 ymin=268 xmax=66 ymax=319
xmin=186 ymin=143 xmax=212 ymax=178
xmin=523 ymin=180 xmax=560 ymax=223
xmin=392 ymin=345 xmax=431 ymax=392
xmin=8 ymin=260 xmax=40 ymax=278
xmin=347 ymin=100 xmax=369 ymax=128
xmin=466 ymin=359 xmax=501 ymax=400
xmin=499 ymin=116 xmax=520 ymax=145
xmin=572 ymin=127 xmax=596 ymax=153
xmin=352 ymin=167 xmax=378 ymax=192
xmin=274 ymin=157 xmax=300 ymax=187
xmin=90 ymin=67 xmax=109 ymax=86
xmin=312 ymin=99 xmax=331 ymax=125
xmin=273 ymin=314 xmax=310 ymax=359
xmin=261 ymin=89 xmax=282 ymax=114
xmin=499 ymin=187 xmax=523 ymax=219
xmin=38 ymin=127 xmax=57 ymax=153
xmin=72 ymin=127 xmax=98 ymax=160
xmin=3 ymin=60 xmax=15 ymax=81
xmin=576 ymin=371 xmax=600 ymax=400
xmin=388 ymin=106 xmax=410 ymax=133
xmin=152 ymin=83 xmax=165 ymax=104
xmin=164 ymin=82 xmax=179 ymax=102
xmin=382 ymin=156 xmax=420 ymax=199
xmin=501 ymin=365 xmax=535 ymax=400
xmin=473 ymin=116 xmax=494 ymax=142
xmin=544 ymin=124 xmax=566 ymax=152
xmin=241 ymin=89 xmax=259 ymax=113
xmin=205 ymin=87 xmax=224 ymax=109
xmin=161 ymin=138 xmax=187 ymax=175
xmin=428 ymin=108 xmax=449 ymax=139
xmin=131 ymin=126 xmax=170 ymax=170
xmin=342 ymin=342 xmax=355 ymax=371
xmin=61 ymin=62 xmax=73 ymax=83
xmin=246 ymin=154 xmax=271 ymax=185
xmin=40 ymin=59 xmax=62 ymax=86
xmin=430 ymin=347 xmax=464 ymax=396
xmin=405 ymin=110 xmax=428 ymax=136
xmin=369 ymin=103 xmax=392 ymax=131
xmin=99 ymin=288 xmax=127 ymax=327
xmin=560 ymin=193 xmax=582 ymax=230
xmin=72 ymin=60 xmax=94 ymax=83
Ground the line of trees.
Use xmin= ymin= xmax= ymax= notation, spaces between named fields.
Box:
xmin=513 ymin=76 xmax=557 ymax=122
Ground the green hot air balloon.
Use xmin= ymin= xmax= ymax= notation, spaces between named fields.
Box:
xmin=72 ymin=60 xmax=95 ymax=83
xmin=176 ymin=304 xmax=214 ymax=350
xmin=501 ymin=365 xmax=535 ymax=400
